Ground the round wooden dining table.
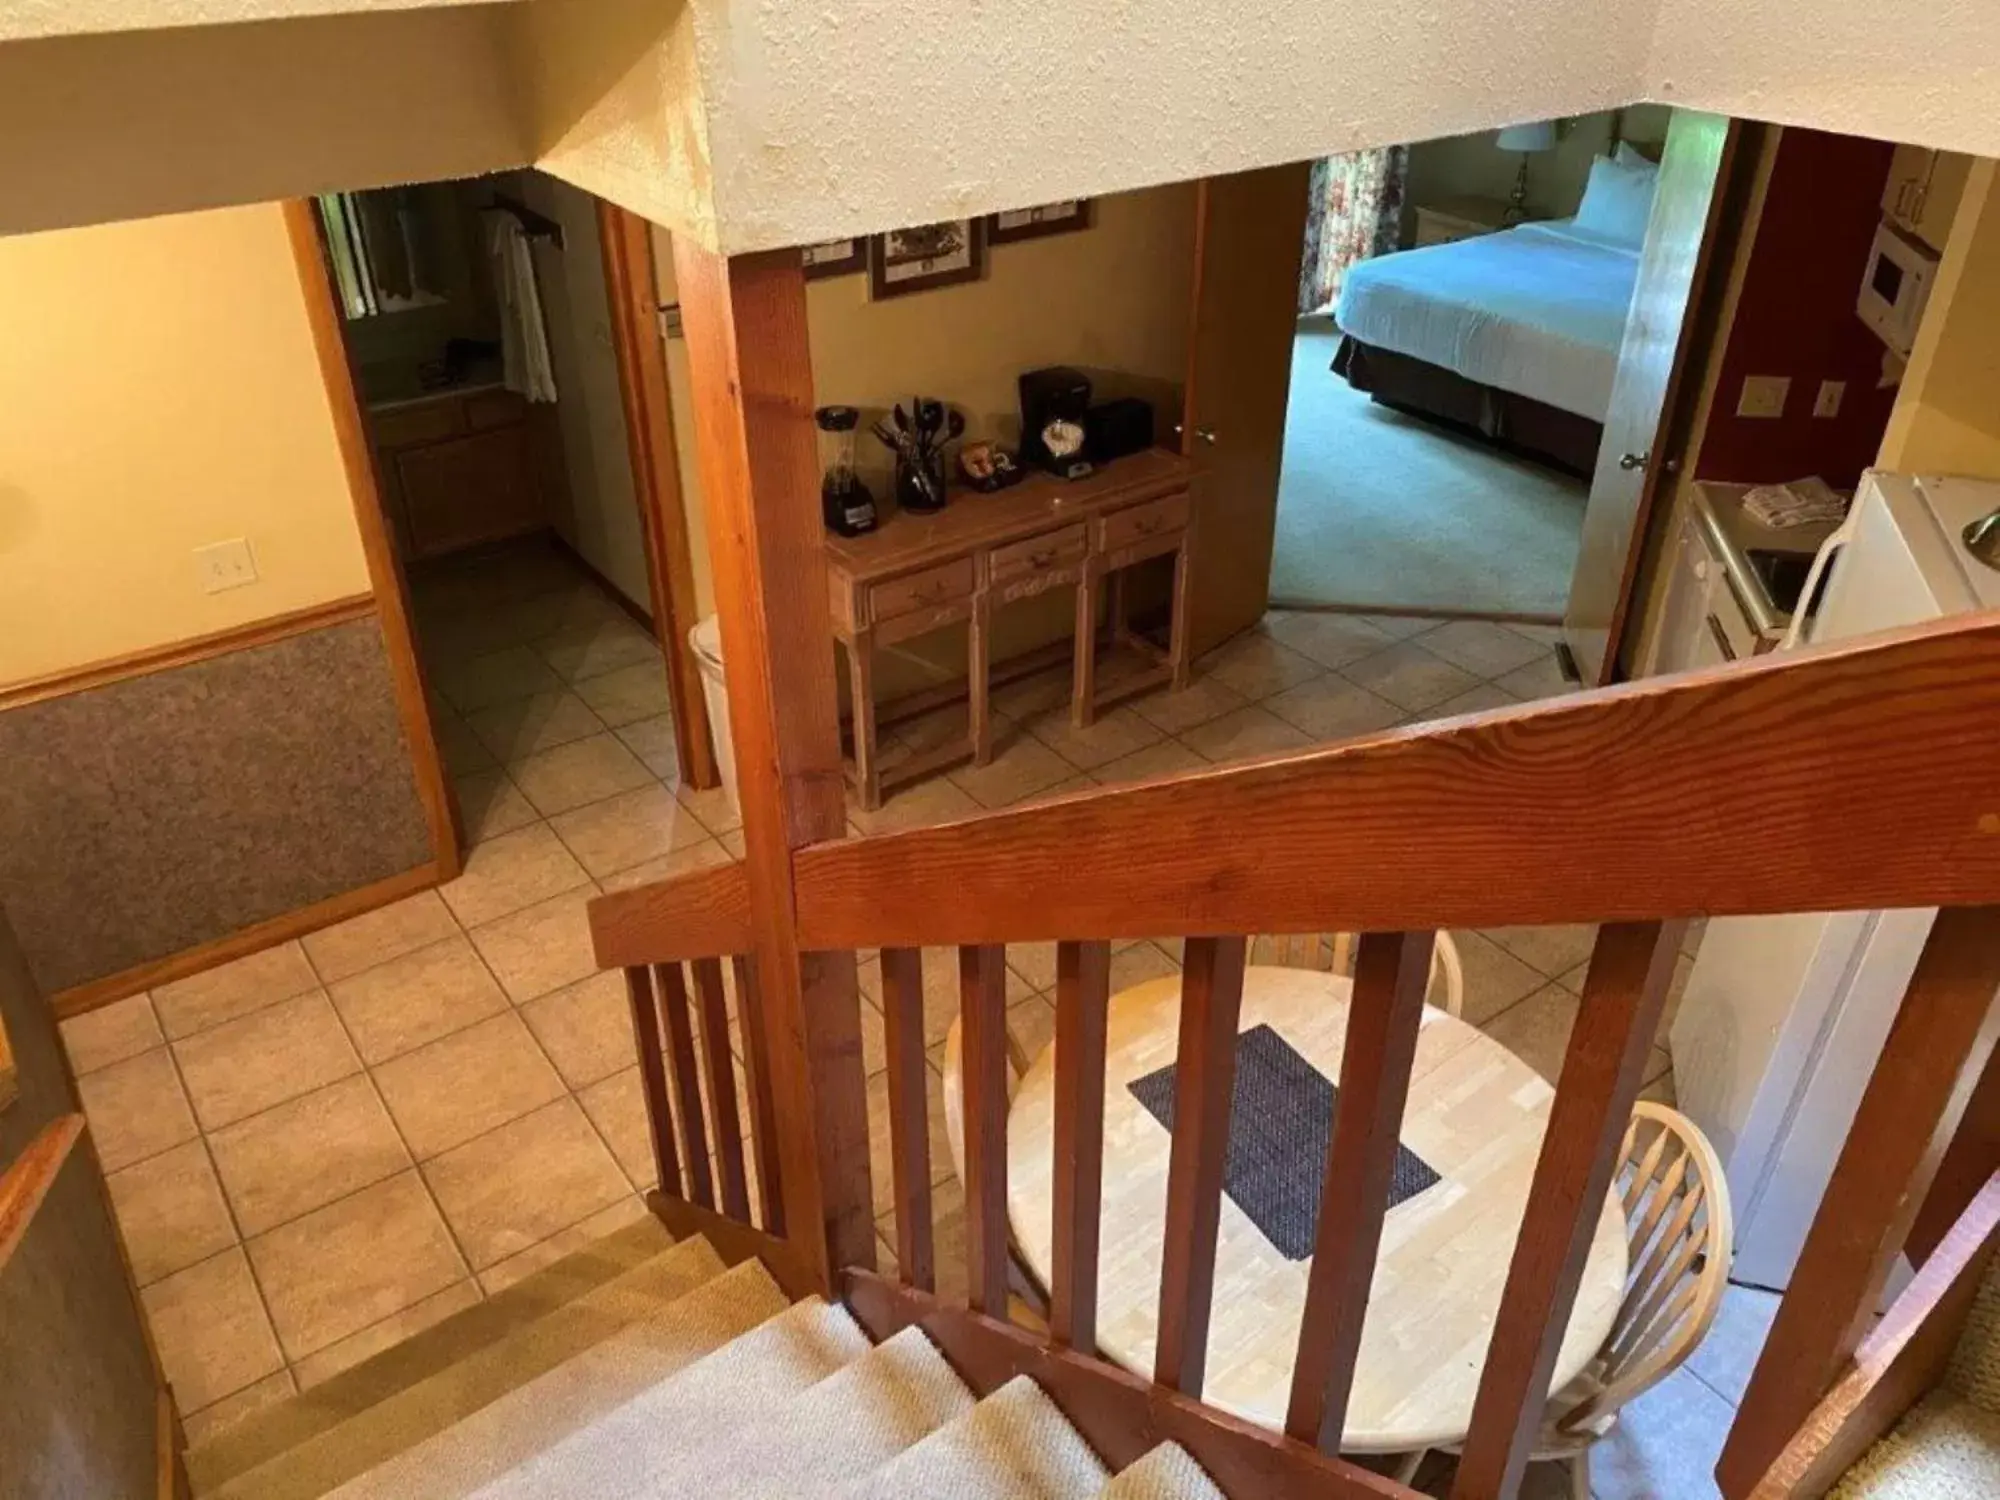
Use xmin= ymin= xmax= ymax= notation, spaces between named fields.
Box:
xmin=1004 ymin=965 xmax=1628 ymax=1454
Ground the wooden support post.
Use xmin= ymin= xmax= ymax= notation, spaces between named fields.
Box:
xmin=656 ymin=962 xmax=714 ymax=1209
xmin=882 ymin=947 xmax=935 ymax=1292
xmin=1051 ymin=940 xmax=1112 ymax=1355
xmin=1287 ymin=930 xmax=1435 ymax=1451
xmin=961 ymin=944 xmax=1012 ymax=1316
xmin=671 ymin=239 xmax=874 ymax=1290
xmin=624 ymin=966 xmax=682 ymax=1198
xmin=1718 ymin=905 xmax=2000 ymax=1497
xmin=1452 ymin=921 xmax=1681 ymax=1500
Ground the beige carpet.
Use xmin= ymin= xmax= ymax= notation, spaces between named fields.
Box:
xmin=1270 ymin=318 xmax=1590 ymax=619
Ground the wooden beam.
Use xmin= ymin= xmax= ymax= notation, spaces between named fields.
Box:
xmin=792 ymin=616 xmax=2000 ymax=948
xmin=669 ymin=239 xmax=873 ymax=1289
xmin=1719 ymin=906 xmax=2000 ymax=1496
xmin=1453 ymin=922 xmax=1681 ymax=1500
xmin=1286 ymin=931 xmax=1434 ymax=1451
xmin=597 ymin=201 xmax=719 ymax=790
xmin=1750 ymin=1173 xmax=2000 ymax=1499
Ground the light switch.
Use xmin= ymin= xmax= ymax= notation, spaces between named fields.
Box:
xmin=1814 ymin=379 xmax=1847 ymax=418
xmin=1737 ymin=376 xmax=1791 ymax=419
xmin=194 ymin=538 xmax=258 ymax=594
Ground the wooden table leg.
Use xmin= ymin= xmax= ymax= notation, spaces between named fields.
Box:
xmin=970 ymin=595 xmax=993 ymax=766
xmin=1073 ymin=565 xmax=1100 ymax=729
xmin=846 ymin=633 xmax=880 ymax=810
xmin=1167 ymin=541 xmax=1193 ymax=691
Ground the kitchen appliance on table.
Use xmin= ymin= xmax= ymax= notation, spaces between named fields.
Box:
xmin=1670 ymin=471 xmax=2000 ymax=1291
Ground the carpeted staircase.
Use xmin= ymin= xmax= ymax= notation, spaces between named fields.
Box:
xmin=186 ymin=1216 xmax=1224 ymax=1500
xmin=1833 ymin=1257 xmax=2000 ymax=1497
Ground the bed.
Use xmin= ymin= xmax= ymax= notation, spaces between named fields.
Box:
xmin=1330 ymin=152 xmax=1657 ymax=477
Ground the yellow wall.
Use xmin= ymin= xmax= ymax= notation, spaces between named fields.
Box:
xmin=654 ymin=182 xmax=1198 ymax=697
xmin=1880 ymin=159 xmax=2000 ymax=477
xmin=0 ymin=204 xmax=372 ymax=686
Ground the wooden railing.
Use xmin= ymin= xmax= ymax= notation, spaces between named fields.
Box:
xmin=588 ymin=611 xmax=2000 ymax=1500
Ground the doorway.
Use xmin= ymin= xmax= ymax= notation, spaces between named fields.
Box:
xmin=304 ymin=172 xmax=724 ymax=854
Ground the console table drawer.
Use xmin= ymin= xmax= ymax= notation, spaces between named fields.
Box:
xmin=989 ymin=524 xmax=1088 ymax=584
xmin=868 ymin=557 xmax=976 ymax=622
xmin=1099 ymin=492 xmax=1189 ymax=553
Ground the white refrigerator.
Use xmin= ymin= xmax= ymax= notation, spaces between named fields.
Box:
xmin=1669 ymin=470 xmax=2000 ymax=1291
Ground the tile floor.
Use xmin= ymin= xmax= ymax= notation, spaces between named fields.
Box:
xmin=60 ymin=539 xmax=1764 ymax=1491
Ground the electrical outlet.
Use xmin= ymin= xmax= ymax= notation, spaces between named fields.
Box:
xmin=1815 ymin=379 xmax=1847 ymax=418
xmin=1737 ymin=375 xmax=1791 ymax=419
xmin=194 ymin=538 xmax=258 ymax=594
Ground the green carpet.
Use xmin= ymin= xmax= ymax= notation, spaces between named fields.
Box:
xmin=1269 ymin=319 xmax=1589 ymax=618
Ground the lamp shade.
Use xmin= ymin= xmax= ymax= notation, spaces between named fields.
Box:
xmin=1495 ymin=120 xmax=1560 ymax=153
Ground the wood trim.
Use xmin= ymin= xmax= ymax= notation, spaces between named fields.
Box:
xmin=158 ymin=1384 xmax=189 ymax=1500
xmin=1720 ymin=905 xmax=2000 ymax=1496
xmin=643 ymin=1189 xmax=819 ymax=1301
xmin=1454 ymin=921 xmax=1681 ymax=1500
xmin=671 ymin=238 xmax=873 ymax=1291
xmin=282 ymin=199 xmax=460 ymax=881
xmin=588 ymin=862 xmax=752 ymax=967
xmin=0 ymin=1114 xmax=85 ymax=1271
xmin=546 ymin=531 xmax=654 ymax=632
xmin=51 ymin=861 xmax=447 ymax=1019
xmin=0 ymin=594 xmax=375 ymax=711
xmin=598 ymin=201 xmax=720 ymax=791
xmin=1751 ymin=1173 xmax=2000 ymax=1499
xmin=844 ymin=1270 xmax=1420 ymax=1500
xmin=792 ymin=615 xmax=2000 ymax=949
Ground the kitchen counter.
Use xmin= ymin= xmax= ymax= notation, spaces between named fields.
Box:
xmin=1690 ymin=481 xmax=1843 ymax=642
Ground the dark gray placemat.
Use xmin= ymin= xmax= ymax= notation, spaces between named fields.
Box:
xmin=1128 ymin=1022 xmax=1440 ymax=1260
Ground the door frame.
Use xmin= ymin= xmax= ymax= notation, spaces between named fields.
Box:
xmin=293 ymin=186 xmax=722 ymax=810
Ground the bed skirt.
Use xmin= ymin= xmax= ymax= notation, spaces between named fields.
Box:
xmin=1330 ymin=336 xmax=1603 ymax=479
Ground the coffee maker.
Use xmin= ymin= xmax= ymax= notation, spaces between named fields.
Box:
xmin=1017 ymin=366 xmax=1094 ymax=480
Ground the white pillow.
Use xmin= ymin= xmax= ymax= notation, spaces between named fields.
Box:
xmin=1615 ymin=140 xmax=1658 ymax=172
xmin=1575 ymin=155 xmax=1658 ymax=246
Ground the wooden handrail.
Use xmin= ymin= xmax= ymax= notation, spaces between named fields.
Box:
xmin=591 ymin=862 xmax=751 ymax=967
xmin=0 ymin=1114 xmax=85 ymax=1271
xmin=778 ymin=615 xmax=2000 ymax=950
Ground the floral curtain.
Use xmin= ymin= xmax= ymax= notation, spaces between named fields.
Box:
xmin=1297 ymin=146 xmax=1409 ymax=315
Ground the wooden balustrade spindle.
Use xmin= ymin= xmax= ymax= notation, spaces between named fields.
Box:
xmin=881 ymin=947 xmax=935 ymax=1292
xmin=961 ymin=943 xmax=1012 ymax=1315
xmin=732 ymin=954 xmax=786 ymax=1234
xmin=1155 ymin=935 xmax=1248 ymax=1397
xmin=1718 ymin=904 xmax=2000 ymax=1497
xmin=1050 ymin=939 xmax=1113 ymax=1355
xmin=691 ymin=957 xmax=751 ymax=1222
xmin=623 ymin=966 xmax=682 ymax=1198
xmin=655 ymin=962 xmax=715 ymax=1210
xmin=1286 ymin=929 xmax=1436 ymax=1452
xmin=1451 ymin=921 xmax=1682 ymax=1500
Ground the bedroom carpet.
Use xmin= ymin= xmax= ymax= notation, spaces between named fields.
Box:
xmin=1270 ymin=318 xmax=1590 ymax=619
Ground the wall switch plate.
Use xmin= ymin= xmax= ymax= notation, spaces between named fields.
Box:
xmin=194 ymin=538 xmax=258 ymax=594
xmin=1737 ymin=375 xmax=1791 ymax=419
xmin=1815 ymin=379 xmax=1847 ymax=418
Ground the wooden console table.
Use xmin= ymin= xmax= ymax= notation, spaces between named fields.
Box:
xmin=825 ymin=449 xmax=1196 ymax=809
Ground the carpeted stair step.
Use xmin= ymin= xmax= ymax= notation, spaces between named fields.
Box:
xmin=1100 ymin=1443 xmax=1227 ymax=1500
xmin=831 ymin=1373 xmax=1110 ymax=1500
xmin=211 ymin=1233 xmax=728 ymax=1500
xmin=470 ymin=1291 xmax=874 ymax=1498
xmin=1830 ymin=1392 xmax=2000 ymax=1498
xmin=191 ymin=1214 xmax=677 ymax=1494
xmin=325 ymin=1255 xmax=792 ymax=1500
xmin=626 ymin=1323 xmax=976 ymax=1498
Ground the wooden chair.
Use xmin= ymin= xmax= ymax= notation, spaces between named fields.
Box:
xmin=1392 ymin=1102 xmax=1734 ymax=1496
xmin=1256 ymin=930 xmax=1466 ymax=1017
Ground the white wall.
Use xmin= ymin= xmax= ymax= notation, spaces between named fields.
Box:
xmin=0 ymin=0 xmax=503 ymax=44
xmin=1406 ymin=107 xmax=1673 ymax=226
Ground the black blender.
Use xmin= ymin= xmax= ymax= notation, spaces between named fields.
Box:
xmin=817 ymin=405 xmax=878 ymax=537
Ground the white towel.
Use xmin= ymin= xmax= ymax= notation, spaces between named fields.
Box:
xmin=484 ymin=210 xmax=559 ymax=404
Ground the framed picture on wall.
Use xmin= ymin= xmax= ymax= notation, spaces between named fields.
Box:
xmin=986 ymin=200 xmax=1093 ymax=244
xmin=868 ymin=220 xmax=985 ymax=299
xmin=801 ymin=237 xmax=866 ymax=279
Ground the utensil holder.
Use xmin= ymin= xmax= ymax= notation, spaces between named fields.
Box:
xmin=895 ymin=451 xmax=947 ymax=514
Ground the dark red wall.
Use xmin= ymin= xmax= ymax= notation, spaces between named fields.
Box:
xmin=1694 ymin=128 xmax=1898 ymax=489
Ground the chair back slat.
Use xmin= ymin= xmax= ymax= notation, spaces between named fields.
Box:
xmin=624 ymin=965 xmax=682 ymax=1198
xmin=656 ymin=961 xmax=714 ymax=1210
xmin=732 ymin=954 xmax=786 ymax=1233
xmin=881 ymin=946 xmax=935 ymax=1293
xmin=1154 ymin=935 xmax=1248 ymax=1397
xmin=1450 ymin=921 xmax=1681 ymax=1500
xmin=960 ymin=944 xmax=1012 ymax=1315
xmin=691 ymin=957 xmax=750 ymax=1221
xmin=1286 ymin=930 xmax=1436 ymax=1452
xmin=1050 ymin=939 xmax=1112 ymax=1356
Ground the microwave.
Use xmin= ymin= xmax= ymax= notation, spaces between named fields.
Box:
xmin=1857 ymin=219 xmax=1939 ymax=359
